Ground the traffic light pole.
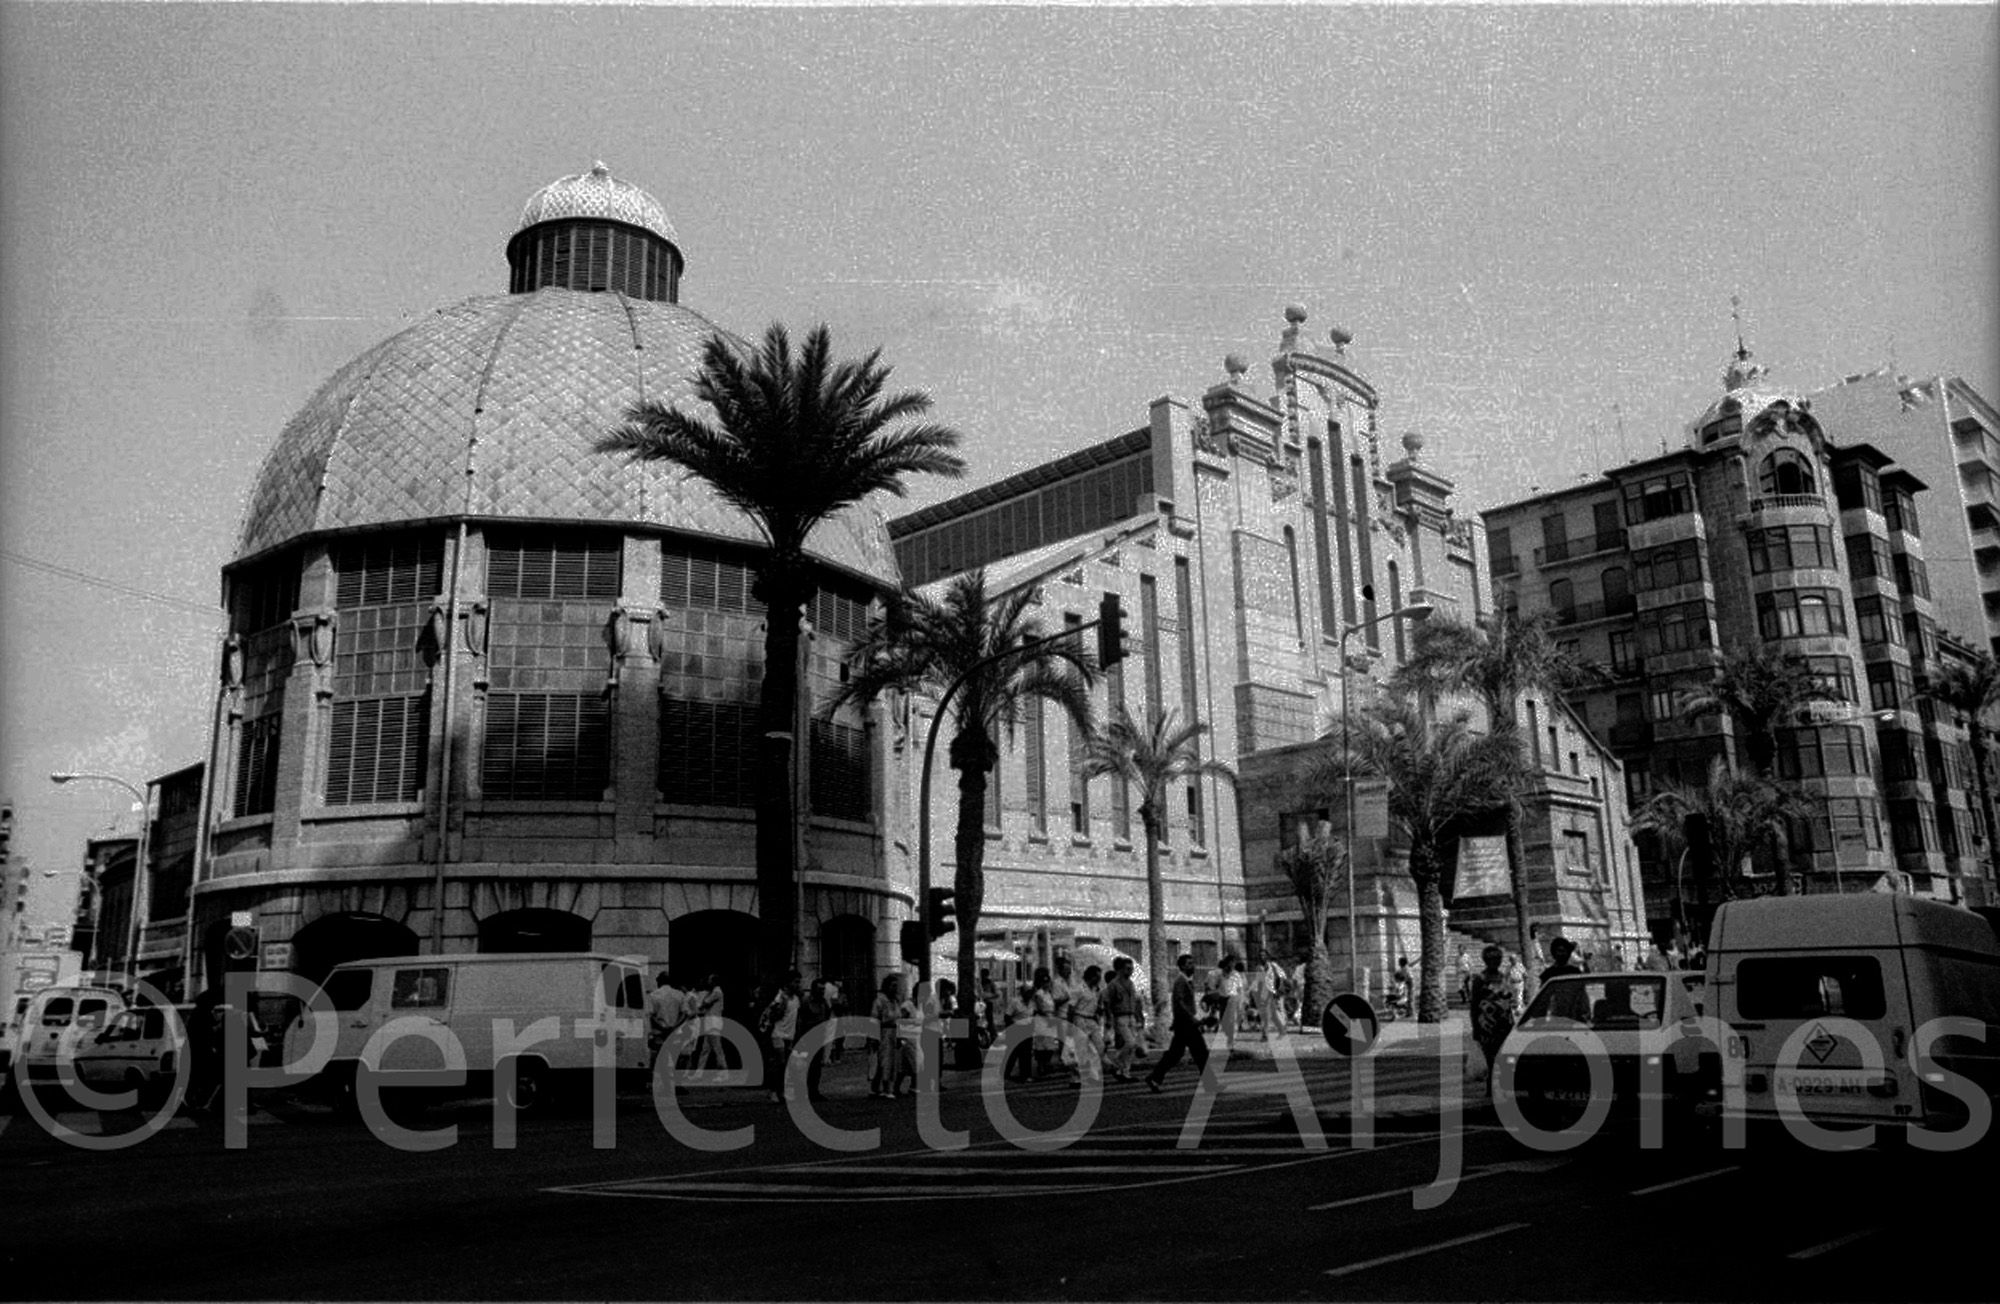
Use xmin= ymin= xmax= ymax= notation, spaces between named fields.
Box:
xmin=914 ymin=600 xmax=1121 ymax=985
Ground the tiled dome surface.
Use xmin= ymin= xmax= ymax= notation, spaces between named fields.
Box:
xmin=235 ymin=288 xmax=901 ymax=587
xmin=517 ymin=162 xmax=678 ymax=246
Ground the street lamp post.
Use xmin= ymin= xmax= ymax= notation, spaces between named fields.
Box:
xmin=1339 ymin=601 xmax=1433 ymax=998
xmin=51 ymin=772 xmax=150 ymax=991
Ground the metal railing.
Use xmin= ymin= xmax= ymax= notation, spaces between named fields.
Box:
xmin=1552 ymin=593 xmax=1639 ymax=626
xmin=1532 ymin=531 xmax=1627 ymax=567
xmin=1745 ymin=493 xmax=1827 ymax=515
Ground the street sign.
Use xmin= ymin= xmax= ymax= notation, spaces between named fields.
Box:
xmin=43 ymin=924 xmax=70 ymax=948
xmin=260 ymin=941 xmax=292 ymax=971
xmin=230 ymin=910 xmax=254 ymax=928
xmin=224 ymin=925 xmax=259 ymax=962
xmin=1321 ymin=991 xmax=1380 ymax=1057
xmin=1353 ymin=781 xmax=1390 ymax=840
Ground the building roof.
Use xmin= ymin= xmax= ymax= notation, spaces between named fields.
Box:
xmin=890 ymin=428 xmax=1149 ymax=537
xmin=234 ymin=287 xmax=900 ymax=588
xmin=517 ymin=161 xmax=678 ymax=247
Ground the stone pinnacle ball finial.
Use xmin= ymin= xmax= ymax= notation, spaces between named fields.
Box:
xmin=1402 ymin=429 xmax=1424 ymax=458
xmin=1284 ymin=304 xmax=1308 ymax=324
xmin=1329 ymin=325 xmax=1353 ymax=350
xmin=1224 ymin=352 xmax=1249 ymax=381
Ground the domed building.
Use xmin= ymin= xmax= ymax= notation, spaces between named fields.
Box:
xmin=195 ymin=164 xmax=906 ymax=999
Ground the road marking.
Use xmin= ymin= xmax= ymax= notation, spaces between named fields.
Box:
xmin=1630 ymin=1166 xmax=1741 ymax=1196
xmin=1310 ymin=1169 xmax=1505 ymax=1211
xmin=1323 ymin=1222 xmax=1532 ymax=1278
xmin=1788 ymin=1227 xmax=1882 ymax=1260
xmin=788 ymin=1162 xmax=1246 ymax=1176
xmin=599 ymin=1181 xmax=1088 ymax=1199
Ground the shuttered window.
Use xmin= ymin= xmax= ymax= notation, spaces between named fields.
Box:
xmin=810 ymin=719 xmax=870 ymax=823
xmin=234 ymin=715 xmax=281 ymax=817
xmin=481 ymin=692 xmax=611 ymax=801
xmin=334 ymin=536 xmax=443 ymax=609
xmin=660 ymin=542 xmax=764 ymax=615
xmin=811 ymin=587 xmax=872 ymax=643
xmin=486 ymin=531 xmax=621 ymax=600
xmin=658 ymin=697 xmax=759 ymax=808
xmin=327 ymin=697 xmax=430 ymax=805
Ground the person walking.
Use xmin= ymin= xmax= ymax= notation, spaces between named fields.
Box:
xmin=1104 ymin=956 xmax=1144 ymax=1080
xmin=869 ymin=974 xmax=903 ymax=1098
xmin=893 ymin=980 xmax=926 ymax=1096
xmin=1069 ymin=965 xmax=1106 ymax=1085
xmin=1217 ymin=955 xmax=1248 ymax=1056
xmin=646 ymin=972 xmax=686 ymax=1066
xmin=1146 ymin=953 xmax=1211 ymax=1093
xmin=1540 ymin=937 xmax=1583 ymax=985
xmin=1050 ymin=955 xmax=1078 ymax=1078
xmin=1389 ymin=956 xmax=1414 ymax=1021
xmin=1468 ymin=945 xmax=1517 ymax=1087
xmin=1029 ymin=967 xmax=1059 ymax=1080
xmin=798 ymin=977 xmax=833 ymax=1102
xmin=758 ymin=971 xmax=804 ymax=1103
xmin=687 ymin=974 xmax=727 ymax=1075
xmin=1004 ymin=982 xmax=1036 ymax=1082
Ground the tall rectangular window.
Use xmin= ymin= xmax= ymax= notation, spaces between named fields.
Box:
xmin=1352 ymin=457 xmax=1378 ymax=648
xmin=326 ymin=533 xmax=441 ymax=806
xmin=484 ymin=530 xmax=619 ymax=801
xmin=1140 ymin=574 xmax=1164 ymax=724
xmin=1175 ymin=557 xmax=1199 ymax=723
xmin=1330 ymin=422 xmax=1356 ymax=626
xmin=809 ymin=718 xmax=870 ymax=824
xmin=482 ymin=693 xmax=611 ymax=801
xmin=229 ymin=551 xmax=299 ymax=818
xmin=658 ymin=699 xmax=756 ymax=808
xmin=1186 ymin=782 xmax=1205 ymax=848
xmin=1308 ymin=438 xmax=1339 ymax=626
xmin=1025 ymin=701 xmax=1047 ymax=834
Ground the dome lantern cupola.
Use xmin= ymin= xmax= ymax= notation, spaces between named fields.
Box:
xmin=506 ymin=161 xmax=685 ymax=303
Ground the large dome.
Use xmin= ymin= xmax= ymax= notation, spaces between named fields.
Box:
xmin=234 ymin=287 xmax=901 ymax=586
xmin=518 ymin=161 xmax=678 ymax=247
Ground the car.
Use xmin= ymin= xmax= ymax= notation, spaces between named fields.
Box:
xmin=14 ymin=985 xmax=129 ymax=1090
xmin=72 ymin=1005 xmax=192 ymax=1109
xmin=1495 ymin=970 xmax=1715 ymax=1135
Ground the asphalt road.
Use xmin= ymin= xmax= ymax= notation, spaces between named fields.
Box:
xmin=2 ymin=1042 xmax=1985 ymax=1301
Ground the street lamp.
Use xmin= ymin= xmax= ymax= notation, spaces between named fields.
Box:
xmin=50 ymin=772 xmax=149 ymax=991
xmin=1339 ymin=601 xmax=1433 ymax=998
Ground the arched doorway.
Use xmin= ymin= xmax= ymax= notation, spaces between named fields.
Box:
xmin=478 ymin=908 xmax=591 ymax=954
xmin=290 ymin=913 xmax=420 ymax=988
xmin=817 ymin=914 xmax=876 ymax=1010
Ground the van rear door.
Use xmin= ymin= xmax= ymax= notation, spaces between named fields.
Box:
xmin=1726 ymin=948 xmax=1915 ymax=1126
xmin=599 ymin=962 xmax=648 ymax=1071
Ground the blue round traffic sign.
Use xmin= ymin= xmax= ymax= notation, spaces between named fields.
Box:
xmin=1321 ymin=991 xmax=1379 ymax=1057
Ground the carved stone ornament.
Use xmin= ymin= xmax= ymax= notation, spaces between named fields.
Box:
xmin=647 ymin=606 xmax=668 ymax=663
xmin=220 ymin=633 xmax=243 ymax=689
xmin=292 ymin=611 xmax=335 ymax=670
xmin=1191 ymin=414 xmax=1225 ymax=457
xmin=463 ymin=600 xmax=490 ymax=657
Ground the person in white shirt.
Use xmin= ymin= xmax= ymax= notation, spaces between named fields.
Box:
xmin=1218 ymin=955 xmax=1248 ymax=1056
xmin=646 ymin=973 xmax=686 ymax=1064
xmin=758 ymin=971 xmax=804 ymax=1102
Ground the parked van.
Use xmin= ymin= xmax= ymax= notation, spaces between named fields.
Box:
xmin=1705 ymin=894 xmax=2000 ymax=1139
xmin=14 ymin=985 xmax=129 ymax=1089
xmin=284 ymin=953 xmax=651 ymax=1113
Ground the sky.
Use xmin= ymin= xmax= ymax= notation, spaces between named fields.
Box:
xmin=1 ymin=3 xmax=1995 ymax=933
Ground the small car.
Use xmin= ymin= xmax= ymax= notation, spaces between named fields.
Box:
xmin=15 ymin=986 xmax=128 ymax=1088
xmin=1495 ymin=970 xmax=1715 ymax=1133
xmin=72 ymin=1005 xmax=191 ymax=1108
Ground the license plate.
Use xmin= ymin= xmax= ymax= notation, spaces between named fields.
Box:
xmin=1775 ymin=1073 xmax=1878 ymax=1098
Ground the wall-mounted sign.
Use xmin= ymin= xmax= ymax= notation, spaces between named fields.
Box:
xmin=260 ymin=942 xmax=292 ymax=971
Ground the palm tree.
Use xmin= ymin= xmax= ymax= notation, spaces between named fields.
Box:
xmin=1394 ymin=611 xmax=1591 ymax=999
xmin=1923 ymin=650 xmax=2000 ymax=897
xmin=1318 ymin=697 xmax=1525 ymax=1022
xmin=1633 ymin=759 xmax=1816 ymax=935
xmin=1678 ymin=644 xmax=1834 ymax=895
xmin=1271 ymin=830 xmax=1345 ymax=1032
xmin=600 ymin=324 xmax=965 ymax=984
xmin=1080 ymin=708 xmax=1235 ymax=1028
xmin=1678 ymin=643 xmax=1831 ymax=781
xmin=829 ymin=569 xmax=1096 ymax=1019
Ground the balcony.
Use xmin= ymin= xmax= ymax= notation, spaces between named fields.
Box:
xmin=1744 ymin=493 xmax=1830 ymax=517
xmin=1532 ymin=531 xmax=1628 ymax=568
xmin=1552 ymin=593 xmax=1639 ymax=626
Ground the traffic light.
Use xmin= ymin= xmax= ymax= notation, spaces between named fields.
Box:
xmin=900 ymin=919 xmax=928 ymax=966
xmin=925 ymin=886 xmax=956 ymax=940
xmin=1097 ymin=592 xmax=1125 ymax=669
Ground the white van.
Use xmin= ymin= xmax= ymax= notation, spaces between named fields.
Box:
xmin=13 ymin=985 xmax=129 ymax=1089
xmin=1706 ymin=894 xmax=2000 ymax=1139
xmin=285 ymin=953 xmax=650 ymax=1113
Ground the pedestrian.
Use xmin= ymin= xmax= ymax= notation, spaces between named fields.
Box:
xmin=690 ymin=974 xmax=727 ymax=1074
xmin=1645 ymin=937 xmax=1675 ymax=974
xmin=798 ymin=977 xmax=833 ymax=1102
xmin=758 ymin=970 xmax=803 ymax=1103
xmin=1390 ymin=956 xmax=1414 ymax=1020
xmin=1468 ymin=945 xmax=1516 ymax=1086
xmin=1457 ymin=946 xmax=1476 ymax=1006
xmin=1503 ymin=952 xmax=1529 ymax=1021
xmin=1217 ymin=954 xmax=1248 ymax=1056
xmin=894 ymin=980 xmax=926 ymax=1096
xmin=646 ymin=972 xmax=686 ymax=1065
xmin=1051 ymin=954 xmax=1078 ymax=1076
xmin=977 ymin=971 xmax=1001 ymax=1046
xmin=1146 ymin=953 xmax=1211 ymax=1092
xmin=869 ymin=974 xmax=902 ymax=1098
xmin=183 ymin=986 xmax=224 ymax=1115
xmin=1004 ymin=982 xmax=1036 ymax=1082
xmin=1103 ymin=957 xmax=1140 ymax=1080
xmin=1029 ymin=967 xmax=1060 ymax=1079
xmin=1069 ymin=965 xmax=1105 ymax=1085
xmin=1539 ymin=937 xmax=1583 ymax=985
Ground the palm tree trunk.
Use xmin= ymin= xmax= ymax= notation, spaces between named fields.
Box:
xmin=1503 ymin=798 xmax=1537 ymax=1004
xmin=953 ymin=758 xmax=991 ymax=1067
xmin=755 ymin=572 xmax=806 ymax=989
xmin=1142 ymin=803 xmax=1169 ymax=1036
xmin=1414 ymin=858 xmax=1447 ymax=1023
xmin=1974 ymin=723 xmax=1999 ymax=903
xmin=1304 ymin=943 xmax=1335 ymax=1032
xmin=1746 ymin=727 xmax=1794 ymax=896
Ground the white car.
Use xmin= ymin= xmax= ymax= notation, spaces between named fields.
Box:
xmin=1495 ymin=970 xmax=1715 ymax=1132
xmin=72 ymin=1005 xmax=191 ymax=1108
xmin=14 ymin=986 xmax=128 ymax=1091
